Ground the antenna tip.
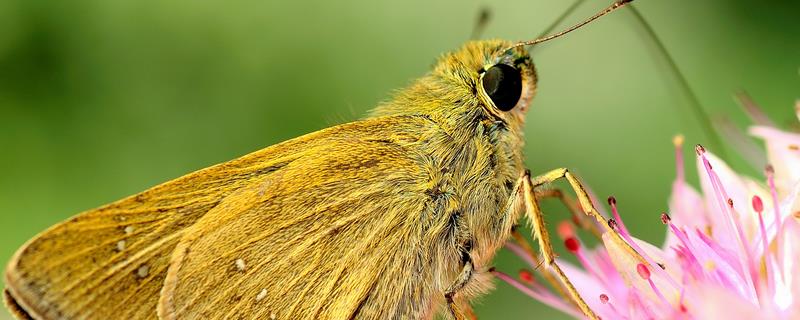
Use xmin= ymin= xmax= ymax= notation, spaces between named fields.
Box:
xmin=615 ymin=0 xmax=634 ymax=8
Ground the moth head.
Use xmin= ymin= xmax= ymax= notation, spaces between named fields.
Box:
xmin=431 ymin=40 xmax=537 ymax=127
xmin=476 ymin=41 xmax=537 ymax=122
xmin=371 ymin=0 xmax=632 ymax=131
xmin=369 ymin=40 xmax=536 ymax=136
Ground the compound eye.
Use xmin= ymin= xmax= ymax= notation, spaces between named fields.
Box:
xmin=481 ymin=64 xmax=522 ymax=111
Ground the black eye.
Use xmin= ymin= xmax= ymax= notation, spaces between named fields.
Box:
xmin=481 ymin=64 xmax=522 ymax=111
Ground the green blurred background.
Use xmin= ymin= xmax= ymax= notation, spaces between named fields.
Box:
xmin=1 ymin=0 xmax=798 ymax=319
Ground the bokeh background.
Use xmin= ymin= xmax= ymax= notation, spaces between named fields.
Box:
xmin=1 ymin=0 xmax=798 ymax=319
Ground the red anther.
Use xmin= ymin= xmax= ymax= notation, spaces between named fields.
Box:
xmin=599 ymin=293 xmax=609 ymax=304
xmin=765 ymin=164 xmax=775 ymax=175
xmin=557 ymin=220 xmax=574 ymax=239
xmin=660 ymin=212 xmax=671 ymax=224
xmin=727 ymin=198 xmax=734 ymax=208
xmin=680 ymin=304 xmax=688 ymax=313
xmin=752 ymin=195 xmax=764 ymax=213
xmin=607 ymin=196 xmax=617 ymax=206
xmin=564 ymin=237 xmax=580 ymax=253
xmin=636 ymin=263 xmax=651 ymax=280
xmin=518 ymin=269 xmax=534 ymax=284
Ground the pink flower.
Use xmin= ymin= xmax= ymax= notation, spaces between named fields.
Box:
xmin=498 ymin=102 xmax=800 ymax=319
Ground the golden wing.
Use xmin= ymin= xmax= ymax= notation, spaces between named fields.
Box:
xmin=4 ymin=115 xmax=435 ymax=320
xmin=158 ymin=115 xmax=441 ymax=319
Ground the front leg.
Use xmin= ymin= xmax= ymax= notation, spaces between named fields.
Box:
xmin=444 ymin=251 xmax=476 ymax=320
xmin=510 ymin=168 xmax=649 ymax=320
xmin=529 ymin=168 xmax=645 ymax=262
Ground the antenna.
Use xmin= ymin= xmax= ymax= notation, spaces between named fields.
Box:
xmin=534 ymin=0 xmax=588 ymax=45
xmin=504 ymin=0 xmax=633 ymax=52
xmin=470 ymin=7 xmax=492 ymax=40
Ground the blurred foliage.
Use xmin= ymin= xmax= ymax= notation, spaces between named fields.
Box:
xmin=0 ymin=0 xmax=798 ymax=319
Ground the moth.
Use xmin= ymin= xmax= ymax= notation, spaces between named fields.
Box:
xmin=4 ymin=1 xmax=645 ymax=319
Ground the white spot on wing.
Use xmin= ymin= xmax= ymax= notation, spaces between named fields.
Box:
xmin=124 ymin=226 xmax=135 ymax=234
xmin=270 ymin=313 xmax=276 ymax=319
xmin=235 ymin=259 xmax=246 ymax=272
xmin=137 ymin=265 xmax=150 ymax=278
xmin=116 ymin=240 xmax=126 ymax=251
xmin=255 ymin=289 xmax=267 ymax=302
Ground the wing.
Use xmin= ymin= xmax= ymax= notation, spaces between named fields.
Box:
xmin=157 ymin=116 xmax=441 ymax=320
xmin=4 ymin=115 xmax=434 ymax=320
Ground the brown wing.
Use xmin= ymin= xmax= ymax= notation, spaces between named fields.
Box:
xmin=157 ymin=116 xmax=440 ymax=319
xmin=4 ymin=116 xmax=432 ymax=320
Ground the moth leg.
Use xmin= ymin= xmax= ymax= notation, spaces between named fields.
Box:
xmin=520 ymin=168 xmax=650 ymax=319
xmin=518 ymin=170 xmax=599 ymax=320
xmin=529 ymin=168 xmax=645 ymax=261
xmin=508 ymin=229 xmax=572 ymax=304
xmin=533 ymin=188 xmax=602 ymax=239
xmin=444 ymin=253 xmax=474 ymax=320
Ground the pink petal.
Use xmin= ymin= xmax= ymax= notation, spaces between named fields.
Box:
xmin=779 ymin=219 xmax=800 ymax=312
xmin=695 ymin=152 xmax=749 ymax=251
xmin=558 ymin=259 xmax=620 ymax=319
xmin=666 ymin=180 xmax=706 ymax=249
xmin=601 ymin=233 xmax=681 ymax=307
xmin=750 ymin=126 xmax=800 ymax=198
xmin=691 ymin=284 xmax=769 ymax=319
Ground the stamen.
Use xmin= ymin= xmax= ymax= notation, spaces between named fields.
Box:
xmin=661 ymin=212 xmax=671 ymax=225
xmin=505 ymin=242 xmax=539 ymax=269
xmin=564 ymin=237 xmax=580 ymax=253
xmin=673 ymin=135 xmax=685 ymax=183
xmin=599 ymin=293 xmax=625 ymax=319
xmin=752 ymin=195 xmax=764 ymax=213
xmin=608 ymin=196 xmax=631 ymax=237
xmin=607 ymin=218 xmax=618 ymax=231
xmin=669 ymin=226 xmax=703 ymax=280
xmin=521 ymin=268 xmax=558 ymax=297
xmin=765 ymin=165 xmax=785 ymax=281
xmin=753 ymin=195 xmax=776 ymax=298
xmin=637 ymin=263 xmax=651 ymax=279
xmin=509 ymin=231 xmax=574 ymax=303
xmin=519 ymin=269 xmax=535 ymax=284
xmin=608 ymin=205 xmax=680 ymax=290
xmin=678 ymin=281 xmax=688 ymax=313
xmin=636 ymin=263 xmax=671 ymax=307
xmin=559 ymin=227 xmax=604 ymax=284
xmin=699 ymin=150 xmax=759 ymax=300
xmin=571 ymin=214 xmax=582 ymax=229
xmin=492 ymin=270 xmax=585 ymax=318
xmin=516 ymin=268 xmax=553 ymax=295
xmin=557 ymin=220 xmax=575 ymax=240
xmin=617 ymin=223 xmax=681 ymax=290
xmin=695 ymin=144 xmax=706 ymax=156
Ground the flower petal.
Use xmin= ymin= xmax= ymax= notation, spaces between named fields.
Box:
xmin=695 ymin=151 xmax=749 ymax=251
xmin=691 ymin=284 xmax=767 ymax=319
xmin=666 ymin=180 xmax=706 ymax=249
xmin=750 ymin=126 xmax=800 ymax=198
xmin=602 ymin=232 xmax=681 ymax=306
